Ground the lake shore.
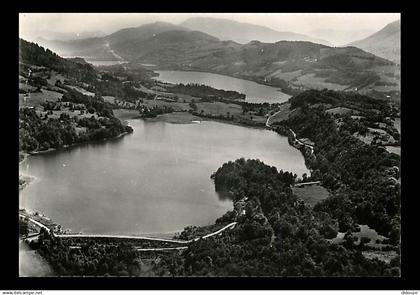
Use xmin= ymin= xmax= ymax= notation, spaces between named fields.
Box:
xmin=19 ymin=174 xmax=36 ymax=191
xmin=24 ymin=130 xmax=132 ymax=158
xmin=153 ymin=69 xmax=291 ymax=104
xmin=144 ymin=112 xmax=202 ymax=124
xmin=113 ymin=109 xmax=142 ymax=122
xmin=141 ymin=111 xmax=268 ymax=130
xmin=153 ymin=68 xmax=298 ymax=98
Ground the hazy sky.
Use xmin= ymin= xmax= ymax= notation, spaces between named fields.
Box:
xmin=19 ymin=13 xmax=400 ymax=39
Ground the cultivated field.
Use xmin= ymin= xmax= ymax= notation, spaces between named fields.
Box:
xmin=291 ymin=184 xmax=330 ymax=207
xmin=326 ymin=107 xmax=358 ymax=115
xmin=293 ymin=73 xmax=349 ymax=91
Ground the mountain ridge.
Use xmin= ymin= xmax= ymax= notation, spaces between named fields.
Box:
xmin=347 ymin=20 xmax=400 ymax=64
xmin=30 ymin=21 xmax=400 ymax=99
xmin=180 ymin=17 xmax=332 ymax=46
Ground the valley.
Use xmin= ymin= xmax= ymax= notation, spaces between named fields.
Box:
xmin=18 ymin=14 xmax=401 ymax=278
xmin=37 ymin=21 xmax=401 ymax=102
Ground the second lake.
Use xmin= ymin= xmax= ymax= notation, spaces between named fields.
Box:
xmin=153 ymin=70 xmax=291 ymax=104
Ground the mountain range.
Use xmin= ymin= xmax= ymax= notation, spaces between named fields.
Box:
xmin=306 ymin=29 xmax=375 ymax=46
xmin=179 ymin=17 xmax=332 ymax=46
xmin=32 ymin=19 xmax=400 ymax=99
xmin=348 ymin=20 xmax=400 ymax=64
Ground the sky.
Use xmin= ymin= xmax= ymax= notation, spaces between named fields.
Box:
xmin=19 ymin=13 xmax=400 ymax=40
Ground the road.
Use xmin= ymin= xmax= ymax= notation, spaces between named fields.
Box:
xmin=135 ymin=246 xmax=188 ymax=252
xmin=289 ymin=129 xmax=314 ymax=155
xmin=20 ymin=213 xmax=237 ymax=251
xmin=294 ymin=181 xmax=321 ymax=187
xmin=265 ymin=109 xmax=283 ymax=128
xmin=56 ymin=233 xmax=190 ymax=244
xmin=20 ymin=214 xmax=52 ymax=233
xmin=56 ymin=222 xmax=237 ymax=244
xmin=265 ymin=111 xmax=314 ymax=155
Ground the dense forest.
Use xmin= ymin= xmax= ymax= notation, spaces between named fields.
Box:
xmin=27 ymin=230 xmax=143 ymax=276
xmin=273 ymin=89 xmax=400 ymax=242
xmin=170 ymin=83 xmax=246 ymax=101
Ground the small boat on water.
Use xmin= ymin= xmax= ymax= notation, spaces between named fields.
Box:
xmin=191 ymin=120 xmax=201 ymax=124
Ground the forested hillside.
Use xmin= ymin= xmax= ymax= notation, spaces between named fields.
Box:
xmin=19 ymin=39 xmax=133 ymax=154
xmin=273 ymin=90 xmax=400 ymax=240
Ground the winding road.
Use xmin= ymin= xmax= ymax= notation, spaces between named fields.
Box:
xmin=289 ymin=129 xmax=314 ymax=154
xmin=265 ymin=110 xmax=283 ymax=128
xmin=265 ymin=110 xmax=314 ymax=155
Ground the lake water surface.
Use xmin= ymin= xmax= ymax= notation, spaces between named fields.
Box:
xmin=154 ymin=70 xmax=291 ymax=104
xmin=19 ymin=120 xmax=308 ymax=236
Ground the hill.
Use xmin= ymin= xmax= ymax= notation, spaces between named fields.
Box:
xmin=35 ymin=22 xmax=189 ymax=61
xmin=33 ymin=22 xmax=400 ymax=100
xmin=111 ymin=29 xmax=223 ymax=61
xmin=180 ymin=17 xmax=331 ymax=46
xmin=19 ymin=39 xmax=134 ymax=154
xmin=306 ymin=29 xmax=374 ymax=46
xmin=348 ymin=20 xmax=400 ymax=64
xmin=19 ymin=38 xmax=97 ymax=82
xmin=124 ymin=35 xmax=397 ymax=97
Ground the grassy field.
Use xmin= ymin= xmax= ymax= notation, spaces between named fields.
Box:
xmin=66 ymin=85 xmax=95 ymax=97
xmin=291 ymin=184 xmax=330 ymax=207
xmin=196 ymin=101 xmax=242 ymax=117
xmin=19 ymin=83 xmax=37 ymax=92
xmin=393 ymin=118 xmax=401 ymax=134
xmin=19 ymin=89 xmax=63 ymax=108
xmin=362 ymin=250 xmax=398 ymax=264
xmin=103 ymin=95 xmax=116 ymax=104
xmin=385 ymin=146 xmax=401 ymax=156
xmin=294 ymin=73 xmax=349 ymax=91
xmin=113 ymin=109 xmax=141 ymax=121
xmin=46 ymin=72 xmax=66 ymax=86
xmin=330 ymin=224 xmax=391 ymax=250
xmin=267 ymin=102 xmax=293 ymax=125
xmin=268 ymin=69 xmax=303 ymax=82
xmin=145 ymin=112 xmax=202 ymax=124
xmin=36 ymin=109 xmax=101 ymax=120
xmin=140 ymin=99 xmax=191 ymax=112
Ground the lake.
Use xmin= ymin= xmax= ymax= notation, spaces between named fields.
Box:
xmin=153 ymin=70 xmax=291 ymax=104
xmin=19 ymin=120 xmax=309 ymax=236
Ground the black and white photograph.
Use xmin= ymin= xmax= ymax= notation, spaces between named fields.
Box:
xmin=17 ymin=12 xmax=402 ymax=279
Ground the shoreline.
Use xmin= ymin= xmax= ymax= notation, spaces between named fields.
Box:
xmin=141 ymin=111 xmax=268 ymax=131
xmin=19 ymin=113 xmax=310 ymax=239
xmin=24 ymin=130 xmax=132 ymax=158
xmin=19 ymin=128 xmax=132 ymax=231
xmin=153 ymin=68 xmax=297 ymax=98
